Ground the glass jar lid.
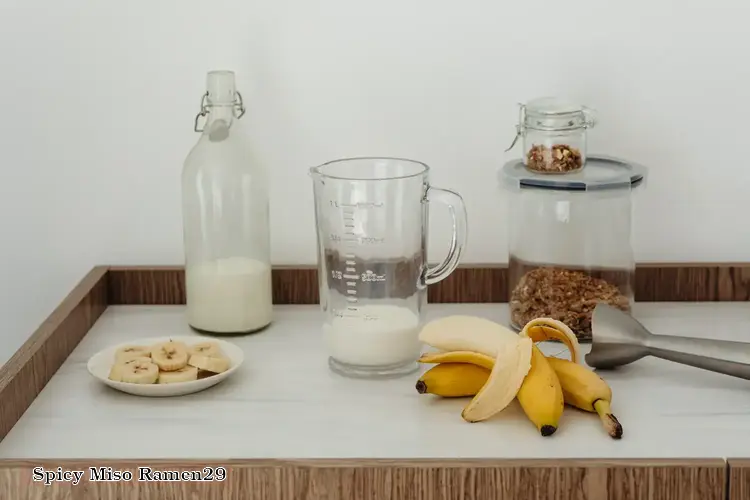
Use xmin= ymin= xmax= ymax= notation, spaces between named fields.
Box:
xmin=521 ymin=96 xmax=596 ymax=132
xmin=501 ymin=155 xmax=646 ymax=192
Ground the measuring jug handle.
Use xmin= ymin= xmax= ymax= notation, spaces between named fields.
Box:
xmin=424 ymin=187 xmax=468 ymax=286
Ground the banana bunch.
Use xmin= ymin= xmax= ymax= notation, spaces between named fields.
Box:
xmin=415 ymin=316 xmax=623 ymax=439
xmin=108 ymin=340 xmax=231 ymax=384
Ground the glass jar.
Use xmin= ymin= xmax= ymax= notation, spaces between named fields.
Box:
xmin=181 ymin=70 xmax=273 ymax=335
xmin=507 ymin=97 xmax=597 ymax=175
xmin=500 ymin=155 xmax=647 ymax=341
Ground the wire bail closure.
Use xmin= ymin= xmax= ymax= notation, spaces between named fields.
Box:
xmin=193 ymin=91 xmax=246 ymax=132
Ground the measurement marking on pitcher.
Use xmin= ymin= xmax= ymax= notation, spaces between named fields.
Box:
xmin=346 ymin=267 xmax=356 ymax=272
xmin=330 ymin=201 xmax=385 ymax=209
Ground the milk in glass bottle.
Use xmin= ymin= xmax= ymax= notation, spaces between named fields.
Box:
xmin=181 ymin=70 xmax=272 ymax=335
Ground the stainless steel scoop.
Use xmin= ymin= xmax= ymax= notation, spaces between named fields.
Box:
xmin=586 ymin=303 xmax=750 ymax=380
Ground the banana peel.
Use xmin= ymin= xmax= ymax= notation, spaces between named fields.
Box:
xmin=461 ymin=336 xmax=533 ymax=422
xmin=520 ymin=318 xmax=582 ymax=364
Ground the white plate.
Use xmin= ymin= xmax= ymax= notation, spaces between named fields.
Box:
xmin=87 ymin=336 xmax=244 ymax=397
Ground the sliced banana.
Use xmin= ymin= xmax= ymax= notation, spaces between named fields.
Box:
xmin=119 ymin=359 xmax=159 ymax=384
xmin=151 ymin=341 xmax=189 ymax=371
xmin=158 ymin=365 xmax=198 ymax=384
xmin=114 ymin=345 xmax=151 ymax=363
xmin=108 ymin=356 xmax=152 ymax=382
xmin=188 ymin=353 xmax=230 ymax=374
xmin=188 ymin=341 xmax=222 ymax=357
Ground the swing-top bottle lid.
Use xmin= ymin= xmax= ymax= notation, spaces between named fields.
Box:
xmin=206 ymin=70 xmax=237 ymax=105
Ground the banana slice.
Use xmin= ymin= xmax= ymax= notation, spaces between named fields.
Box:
xmin=119 ymin=359 xmax=159 ymax=384
xmin=151 ymin=341 xmax=189 ymax=371
xmin=188 ymin=341 xmax=222 ymax=357
xmin=188 ymin=353 xmax=231 ymax=374
xmin=114 ymin=345 xmax=151 ymax=363
xmin=520 ymin=318 xmax=581 ymax=364
xmin=108 ymin=356 xmax=152 ymax=382
xmin=158 ymin=365 xmax=198 ymax=384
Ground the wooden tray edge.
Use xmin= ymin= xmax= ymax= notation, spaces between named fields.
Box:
xmin=729 ymin=459 xmax=750 ymax=500
xmin=0 ymin=266 xmax=109 ymax=442
xmin=0 ymin=458 xmax=728 ymax=500
xmin=0 ymin=265 xmax=746 ymax=468
xmin=107 ymin=263 xmax=750 ymax=305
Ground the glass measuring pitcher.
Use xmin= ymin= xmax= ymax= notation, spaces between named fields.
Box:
xmin=310 ymin=157 xmax=468 ymax=378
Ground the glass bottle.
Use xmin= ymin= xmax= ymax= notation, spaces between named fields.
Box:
xmin=181 ymin=70 xmax=272 ymax=335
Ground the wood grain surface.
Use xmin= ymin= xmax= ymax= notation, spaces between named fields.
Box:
xmin=0 ymin=266 xmax=108 ymax=442
xmin=728 ymin=459 xmax=750 ymax=500
xmin=107 ymin=263 xmax=750 ymax=305
xmin=0 ymin=459 xmax=727 ymax=500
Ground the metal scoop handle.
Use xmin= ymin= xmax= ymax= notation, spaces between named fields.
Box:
xmin=586 ymin=303 xmax=750 ymax=380
xmin=647 ymin=334 xmax=750 ymax=380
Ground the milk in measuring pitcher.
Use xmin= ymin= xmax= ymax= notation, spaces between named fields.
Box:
xmin=186 ymin=257 xmax=273 ymax=333
xmin=324 ymin=305 xmax=422 ymax=366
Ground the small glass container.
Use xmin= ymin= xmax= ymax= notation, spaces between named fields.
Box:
xmin=507 ymin=97 xmax=597 ymax=175
xmin=500 ymin=155 xmax=647 ymax=341
xmin=181 ymin=70 xmax=273 ymax=336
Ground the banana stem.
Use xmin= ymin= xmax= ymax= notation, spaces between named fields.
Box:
xmin=593 ymin=399 xmax=623 ymax=440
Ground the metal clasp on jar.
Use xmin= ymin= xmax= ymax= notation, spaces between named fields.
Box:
xmin=504 ymin=102 xmax=597 ymax=152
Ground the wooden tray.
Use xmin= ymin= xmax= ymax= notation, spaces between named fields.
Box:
xmin=0 ymin=263 xmax=748 ymax=500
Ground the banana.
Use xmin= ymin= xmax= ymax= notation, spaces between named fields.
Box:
xmin=546 ymin=357 xmax=623 ymax=439
xmin=114 ymin=345 xmax=151 ymax=363
xmin=418 ymin=351 xmax=495 ymax=370
xmin=520 ymin=318 xmax=581 ymax=364
xmin=461 ymin=336 xmax=533 ymax=423
xmin=188 ymin=353 xmax=231 ymax=374
xmin=419 ymin=315 xmax=520 ymax=358
xmin=108 ymin=356 xmax=152 ymax=382
xmin=189 ymin=341 xmax=222 ymax=357
xmin=119 ymin=359 xmax=159 ymax=384
xmin=415 ymin=363 xmax=491 ymax=397
xmin=150 ymin=341 xmax=189 ymax=372
xmin=516 ymin=346 xmax=564 ymax=437
xmin=158 ymin=365 xmax=199 ymax=384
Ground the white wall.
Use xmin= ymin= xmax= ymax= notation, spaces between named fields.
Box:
xmin=2 ymin=0 xmax=749 ymax=364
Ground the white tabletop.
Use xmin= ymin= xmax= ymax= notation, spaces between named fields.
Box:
xmin=1 ymin=303 xmax=749 ymax=460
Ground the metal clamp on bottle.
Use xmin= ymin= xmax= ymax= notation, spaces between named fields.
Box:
xmin=193 ymin=90 xmax=246 ymax=133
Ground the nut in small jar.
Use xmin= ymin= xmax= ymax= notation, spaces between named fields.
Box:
xmin=526 ymin=144 xmax=583 ymax=174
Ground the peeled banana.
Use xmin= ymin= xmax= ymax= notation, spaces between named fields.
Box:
xmin=418 ymin=351 xmax=496 ymax=370
xmin=546 ymin=357 xmax=623 ymax=439
xmin=516 ymin=346 xmax=564 ymax=437
xmin=419 ymin=315 xmax=520 ymax=358
xmin=416 ymin=363 xmax=491 ymax=397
